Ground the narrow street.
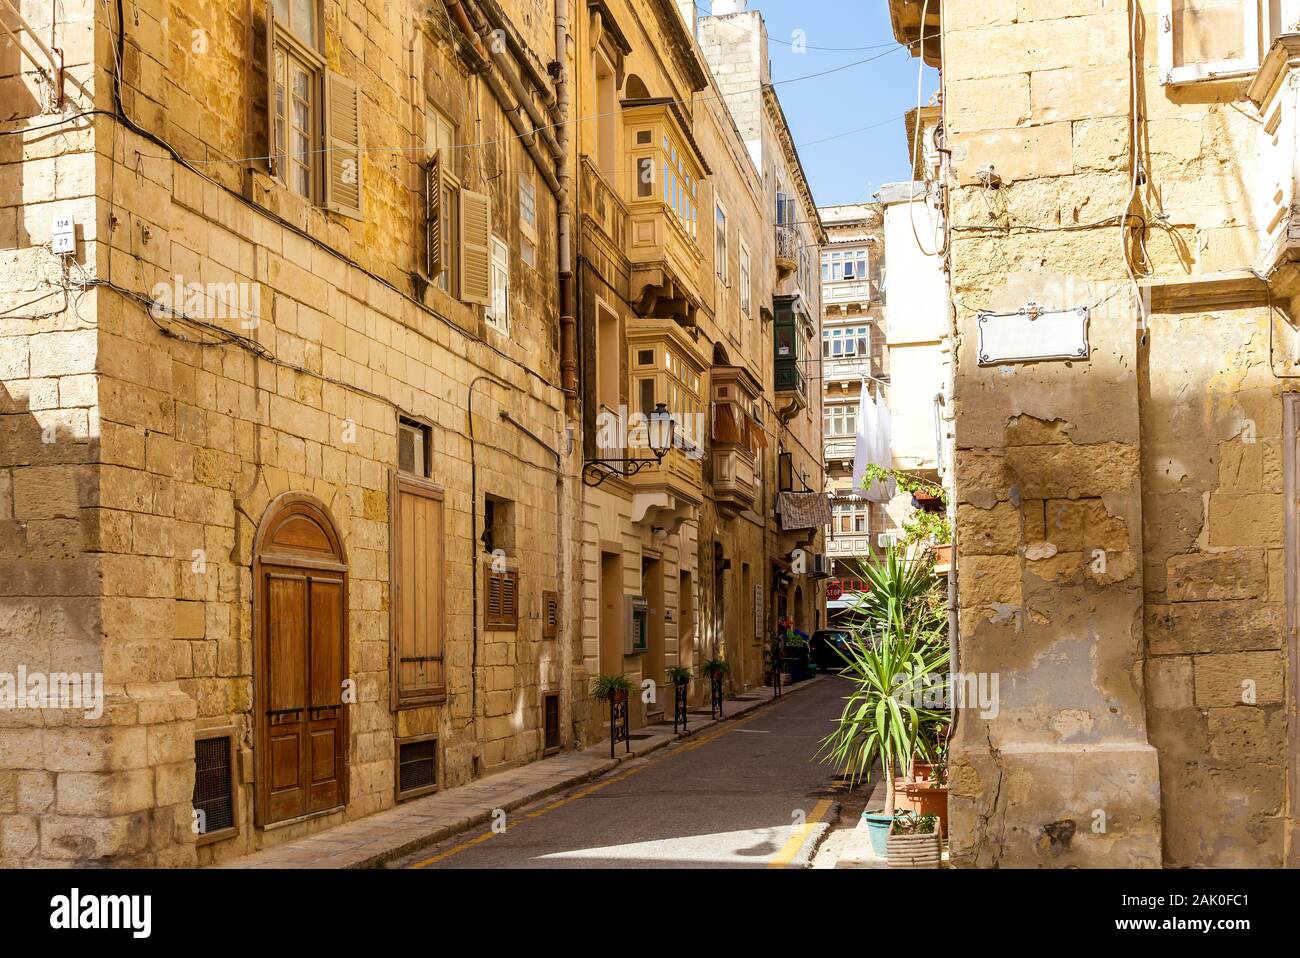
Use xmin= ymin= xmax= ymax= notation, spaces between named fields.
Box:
xmin=390 ymin=677 xmax=851 ymax=869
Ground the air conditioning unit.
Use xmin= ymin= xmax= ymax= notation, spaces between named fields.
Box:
xmin=812 ymin=554 xmax=830 ymax=579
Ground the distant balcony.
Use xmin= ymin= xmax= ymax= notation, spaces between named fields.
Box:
xmin=775 ymin=224 xmax=798 ymax=276
xmin=824 ymin=280 xmax=873 ymax=304
xmin=709 ymin=363 xmax=765 ymax=518
xmin=774 ymin=361 xmax=807 ymax=404
xmin=828 ymin=536 xmax=872 ymax=557
xmin=773 ymin=293 xmax=813 ymax=412
xmin=580 ymin=156 xmax=627 ymax=251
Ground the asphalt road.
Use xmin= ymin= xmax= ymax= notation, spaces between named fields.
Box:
xmin=391 ymin=676 xmax=851 ymax=869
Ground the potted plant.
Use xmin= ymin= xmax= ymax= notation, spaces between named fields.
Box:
xmin=819 ymin=547 xmax=950 ymax=857
xmin=887 ymin=811 xmax=942 ymax=868
xmin=700 ymin=657 xmax=728 ymax=680
xmin=591 ymin=673 xmax=633 ymax=703
xmin=901 ymin=734 xmax=949 ymax=836
xmin=666 ymin=664 xmax=692 ymax=687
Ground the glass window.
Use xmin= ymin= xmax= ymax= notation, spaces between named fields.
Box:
xmin=715 ymin=203 xmax=727 ymax=281
xmin=488 ymin=236 xmax=509 ymax=334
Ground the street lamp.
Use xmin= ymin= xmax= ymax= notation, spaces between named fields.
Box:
xmin=582 ymin=402 xmax=676 ymax=487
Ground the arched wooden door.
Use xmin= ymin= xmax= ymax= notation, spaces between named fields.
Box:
xmin=254 ymin=494 xmax=349 ymax=827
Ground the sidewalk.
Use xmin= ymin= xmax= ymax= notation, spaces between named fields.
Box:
xmin=217 ymin=676 xmax=826 ymax=869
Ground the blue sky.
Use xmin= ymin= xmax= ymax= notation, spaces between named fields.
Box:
xmin=700 ymin=0 xmax=940 ymax=207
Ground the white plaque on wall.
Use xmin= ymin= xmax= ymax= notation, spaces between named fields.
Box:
xmin=977 ymin=303 xmax=1089 ymax=366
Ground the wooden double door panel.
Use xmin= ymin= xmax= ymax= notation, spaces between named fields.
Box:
xmin=262 ymin=568 xmax=347 ymax=825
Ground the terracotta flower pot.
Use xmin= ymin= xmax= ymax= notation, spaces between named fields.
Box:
xmin=900 ymin=781 xmax=949 ymax=838
xmin=611 ymin=689 xmax=628 ymax=704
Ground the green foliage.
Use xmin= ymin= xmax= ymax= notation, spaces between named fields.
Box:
xmin=818 ymin=618 xmax=950 ymax=808
xmin=701 ymin=656 xmax=729 ymax=676
xmin=666 ymin=665 xmax=692 ymax=686
xmin=861 ymin=463 xmax=952 ymax=546
xmin=843 ymin=546 xmax=945 ymax=639
xmin=890 ymin=812 xmax=939 ymax=835
xmin=591 ymin=673 xmax=634 ymax=700
xmin=819 ymin=547 xmax=951 ymax=815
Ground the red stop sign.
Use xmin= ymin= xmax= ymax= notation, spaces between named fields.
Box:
xmin=826 ymin=582 xmax=843 ymax=601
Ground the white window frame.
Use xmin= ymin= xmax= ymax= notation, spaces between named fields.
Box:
xmin=715 ymin=200 xmax=729 ymax=284
xmin=1157 ymin=0 xmax=1261 ymax=84
xmin=487 ymin=236 xmax=509 ymax=334
xmin=739 ymin=242 xmax=751 ymax=316
xmin=519 ymin=172 xmax=538 ymax=268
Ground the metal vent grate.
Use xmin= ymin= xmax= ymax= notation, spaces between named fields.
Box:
xmin=398 ymin=738 xmax=438 ymax=797
xmin=193 ymin=734 xmax=235 ymax=835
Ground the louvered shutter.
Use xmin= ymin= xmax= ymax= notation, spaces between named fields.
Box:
xmin=501 ymin=571 xmax=518 ymax=626
xmin=425 ymin=152 xmax=442 ymax=279
xmin=460 ymin=188 xmax=491 ymax=306
xmin=485 ymin=569 xmax=518 ymax=630
xmin=486 ymin=570 xmax=503 ymax=626
xmin=324 ymin=70 xmax=363 ymax=219
xmin=542 ymin=590 xmax=558 ymax=638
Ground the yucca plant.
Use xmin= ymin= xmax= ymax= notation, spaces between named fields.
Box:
xmin=850 ymin=546 xmax=942 ymax=637
xmin=819 ymin=621 xmax=950 ymax=815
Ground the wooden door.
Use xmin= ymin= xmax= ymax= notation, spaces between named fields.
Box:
xmin=255 ymin=495 xmax=349 ymax=827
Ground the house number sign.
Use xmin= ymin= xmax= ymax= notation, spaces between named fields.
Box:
xmin=977 ymin=302 xmax=1090 ymax=366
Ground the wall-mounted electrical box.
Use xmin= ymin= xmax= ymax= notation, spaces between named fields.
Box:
xmin=624 ymin=595 xmax=648 ymax=655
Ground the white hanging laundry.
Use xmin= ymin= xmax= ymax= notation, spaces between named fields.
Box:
xmin=851 ymin=382 xmax=875 ymax=497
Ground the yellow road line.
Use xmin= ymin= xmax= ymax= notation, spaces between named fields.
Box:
xmin=767 ymin=798 xmax=833 ymax=869
xmin=408 ymin=707 xmax=770 ymax=868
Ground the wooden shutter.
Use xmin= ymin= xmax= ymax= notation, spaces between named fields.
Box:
xmin=324 ymin=70 xmax=363 ymax=219
xmin=486 ymin=568 xmax=518 ymax=630
xmin=460 ymin=188 xmax=491 ymax=306
xmin=264 ymin=1 xmax=277 ymax=177
xmin=425 ymin=153 xmax=442 ymax=279
xmin=393 ymin=477 xmax=446 ymax=706
xmin=541 ymin=590 xmax=558 ymax=638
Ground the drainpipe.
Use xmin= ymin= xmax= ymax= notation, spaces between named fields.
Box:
xmin=555 ymin=0 xmax=577 ymax=415
xmin=446 ymin=0 xmax=561 ymax=194
xmin=464 ymin=0 xmax=564 ymax=163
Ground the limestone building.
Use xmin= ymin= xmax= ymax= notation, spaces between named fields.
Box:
xmin=1 ymin=0 xmax=824 ymax=866
xmin=889 ymin=0 xmax=1300 ymax=867
xmin=819 ymin=203 xmax=888 ymax=618
xmin=2 ymin=0 xmax=575 ymax=866
xmin=697 ymin=0 xmax=828 ymax=650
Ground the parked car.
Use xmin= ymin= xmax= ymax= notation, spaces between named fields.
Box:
xmin=810 ymin=629 xmax=852 ymax=672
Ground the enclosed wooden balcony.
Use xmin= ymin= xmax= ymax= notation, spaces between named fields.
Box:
xmin=626 ymin=320 xmax=709 ymax=530
xmin=710 ymin=364 xmax=765 ymax=518
xmin=621 ymin=98 xmax=711 ymax=328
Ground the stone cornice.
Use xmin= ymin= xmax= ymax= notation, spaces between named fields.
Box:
xmin=761 ymin=84 xmax=826 ymax=245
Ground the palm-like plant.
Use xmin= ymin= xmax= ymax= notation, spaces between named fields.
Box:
xmin=850 ymin=546 xmax=942 ymax=637
xmin=819 ymin=623 xmax=949 ymax=814
xmin=820 ymin=546 xmax=950 ymax=816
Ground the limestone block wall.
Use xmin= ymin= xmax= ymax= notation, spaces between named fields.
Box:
xmin=940 ymin=2 xmax=1292 ymax=866
xmin=2 ymin=0 xmax=576 ymax=867
xmin=1141 ymin=304 xmax=1289 ymax=867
